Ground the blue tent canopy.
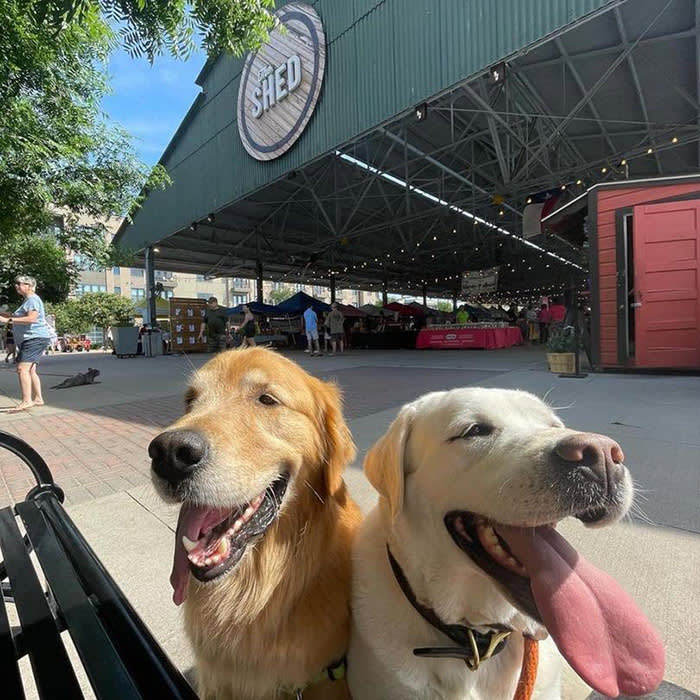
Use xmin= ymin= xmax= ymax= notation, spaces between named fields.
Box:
xmin=276 ymin=292 xmax=330 ymax=314
xmin=226 ymin=301 xmax=280 ymax=315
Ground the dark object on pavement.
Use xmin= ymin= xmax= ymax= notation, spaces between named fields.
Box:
xmin=587 ymin=681 xmax=699 ymax=700
xmin=51 ymin=368 xmax=100 ymax=389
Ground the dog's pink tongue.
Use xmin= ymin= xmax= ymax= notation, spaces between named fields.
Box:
xmin=170 ymin=504 xmax=231 ymax=606
xmin=496 ymin=524 xmax=664 ymax=697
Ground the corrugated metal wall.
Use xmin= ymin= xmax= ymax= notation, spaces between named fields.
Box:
xmin=120 ymin=0 xmax=615 ymax=250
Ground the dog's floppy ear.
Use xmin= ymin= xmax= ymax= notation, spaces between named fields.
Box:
xmin=364 ymin=404 xmax=416 ymax=522
xmin=317 ymin=380 xmax=356 ymax=496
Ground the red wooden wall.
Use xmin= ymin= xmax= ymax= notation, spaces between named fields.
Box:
xmin=595 ymin=182 xmax=700 ymax=367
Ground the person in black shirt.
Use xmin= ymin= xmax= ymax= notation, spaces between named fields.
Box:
xmin=198 ymin=297 xmax=229 ymax=353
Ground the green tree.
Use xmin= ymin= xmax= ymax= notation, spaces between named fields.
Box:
xmin=0 ymin=235 xmax=78 ymax=306
xmin=0 ymin=0 xmax=170 ymax=303
xmin=436 ymin=301 xmax=452 ymax=312
xmin=268 ymin=286 xmax=294 ymax=305
xmin=78 ymin=292 xmax=135 ymax=346
xmin=46 ymin=299 xmax=92 ymax=336
xmin=34 ymin=0 xmax=275 ymax=61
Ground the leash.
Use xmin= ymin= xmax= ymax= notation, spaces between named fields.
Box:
xmin=387 ymin=546 xmax=539 ymax=700
xmin=514 ymin=637 xmax=539 ymax=700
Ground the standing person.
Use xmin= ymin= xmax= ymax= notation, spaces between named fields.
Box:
xmin=549 ymin=296 xmax=567 ymax=336
xmin=0 ymin=276 xmax=52 ymax=412
xmin=4 ymin=320 xmax=16 ymax=363
xmin=239 ymin=304 xmax=257 ymax=348
xmin=302 ymin=304 xmax=321 ymax=356
xmin=538 ymin=303 xmax=552 ymax=345
xmin=198 ymin=297 xmax=229 ymax=353
xmin=525 ymin=304 xmax=539 ymax=343
xmin=327 ymin=302 xmax=345 ymax=355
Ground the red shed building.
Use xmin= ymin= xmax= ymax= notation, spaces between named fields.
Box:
xmin=547 ymin=176 xmax=700 ymax=371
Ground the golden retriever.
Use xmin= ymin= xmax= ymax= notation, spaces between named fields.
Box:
xmin=149 ymin=348 xmax=362 ymax=700
xmin=348 ymin=387 xmax=664 ymax=700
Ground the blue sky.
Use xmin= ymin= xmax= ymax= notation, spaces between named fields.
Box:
xmin=102 ymin=47 xmax=206 ymax=166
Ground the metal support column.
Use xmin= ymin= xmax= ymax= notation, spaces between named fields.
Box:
xmin=256 ymin=260 xmax=263 ymax=303
xmin=422 ymin=284 xmax=427 ymax=308
xmin=144 ymin=246 xmax=156 ymax=329
xmin=382 ymin=280 xmax=388 ymax=306
xmin=330 ymin=275 xmax=336 ymax=303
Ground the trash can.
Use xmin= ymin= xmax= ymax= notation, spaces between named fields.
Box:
xmin=112 ymin=326 xmax=139 ymax=357
xmin=144 ymin=329 xmax=162 ymax=357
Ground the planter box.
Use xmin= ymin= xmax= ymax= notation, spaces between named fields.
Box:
xmin=112 ymin=326 xmax=139 ymax=357
xmin=547 ymin=352 xmax=576 ymax=374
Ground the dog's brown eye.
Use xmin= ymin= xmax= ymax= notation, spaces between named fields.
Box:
xmin=258 ymin=393 xmax=278 ymax=406
xmin=461 ymin=423 xmax=494 ymax=439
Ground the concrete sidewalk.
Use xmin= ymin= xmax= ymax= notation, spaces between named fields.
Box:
xmin=1 ymin=347 xmax=698 ymax=697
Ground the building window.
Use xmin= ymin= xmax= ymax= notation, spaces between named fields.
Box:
xmin=197 ymin=292 xmax=210 ymax=300
xmin=132 ymin=269 xmax=144 ymax=278
xmin=131 ymin=288 xmax=145 ymax=299
xmin=75 ymin=284 xmax=107 ymax=296
xmin=164 ymin=289 xmax=174 ymax=298
xmin=112 ymin=267 xmax=120 ymax=275
xmin=231 ymin=294 xmax=248 ymax=306
xmin=196 ymin=274 xmax=206 ymax=281
xmin=114 ymin=286 xmax=121 ymax=295
xmin=232 ymin=278 xmax=248 ymax=288
xmin=313 ymin=286 xmax=324 ymax=297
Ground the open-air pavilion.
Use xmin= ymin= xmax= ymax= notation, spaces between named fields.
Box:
xmin=115 ymin=0 xmax=700 ymax=369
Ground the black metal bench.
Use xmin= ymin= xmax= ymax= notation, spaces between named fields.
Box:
xmin=0 ymin=430 xmax=198 ymax=699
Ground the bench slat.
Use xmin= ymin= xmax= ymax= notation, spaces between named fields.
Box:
xmin=0 ymin=564 xmax=26 ymax=700
xmin=0 ymin=507 xmax=83 ymax=699
xmin=17 ymin=502 xmax=142 ymax=700
xmin=37 ymin=497 xmax=198 ymax=699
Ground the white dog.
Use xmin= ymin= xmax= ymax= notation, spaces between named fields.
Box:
xmin=348 ymin=388 xmax=664 ymax=700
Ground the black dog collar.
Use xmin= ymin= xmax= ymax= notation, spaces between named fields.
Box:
xmin=386 ymin=546 xmax=510 ymax=670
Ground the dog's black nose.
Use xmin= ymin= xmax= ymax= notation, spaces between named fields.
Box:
xmin=149 ymin=429 xmax=208 ymax=484
xmin=555 ymin=432 xmax=625 ymax=489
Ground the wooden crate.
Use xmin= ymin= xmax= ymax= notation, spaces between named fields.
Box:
xmin=547 ymin=352 xmax=576 ymax=373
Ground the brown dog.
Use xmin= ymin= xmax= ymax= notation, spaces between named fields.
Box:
xmin=149 ymin=348 xmax=362 ymax=700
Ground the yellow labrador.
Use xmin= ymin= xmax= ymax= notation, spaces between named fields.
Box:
xmin=150 ymin=348 xmax=361 ymax=700
xmin=348 ymin=388 xmax=664 ymax=700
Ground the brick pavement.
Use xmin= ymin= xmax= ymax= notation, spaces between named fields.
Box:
xmin=0 ymin=365 xmax=504 ymax=508
xmin=0 ymin=397 xmax=184 ymax=507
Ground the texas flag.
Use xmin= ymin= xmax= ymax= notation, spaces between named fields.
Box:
xmin=523 ymin=187 xmax=563 ymax=238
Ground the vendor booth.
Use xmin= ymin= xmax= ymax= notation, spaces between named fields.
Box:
xmin=417 ymin=324 xmax=523 ymax=350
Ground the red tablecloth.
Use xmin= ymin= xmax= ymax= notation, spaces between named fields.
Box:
xmin=416 ymin=327 xmax=523 ymax=350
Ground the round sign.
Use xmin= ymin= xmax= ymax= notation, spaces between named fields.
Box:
xmin=237 ymin=3 xmax=326 ymax=161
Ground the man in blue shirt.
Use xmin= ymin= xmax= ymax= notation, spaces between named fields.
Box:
xmin=0 ymin=275 xmax=52 ymax=412
xmin=302 ymin=304 xmax=322 ymax=356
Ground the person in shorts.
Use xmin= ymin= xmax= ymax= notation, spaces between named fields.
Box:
xmin=0 ymin=276 xmax=52 ymax=412
xmin=4 ymin=320 xmax=16 ymax=363
xmin=302 ymin=304 xmax=321 ymax=356
xmin=326 ymin=302 xmax=345 ymax=355
xmin=239 ymin=304 xmax=257 ymax=348
xmin=198 ymin=297 xmax=229 ymax=353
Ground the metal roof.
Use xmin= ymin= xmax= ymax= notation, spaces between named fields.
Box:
xmin=115 ymin=0 xmax=700 ymax=300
